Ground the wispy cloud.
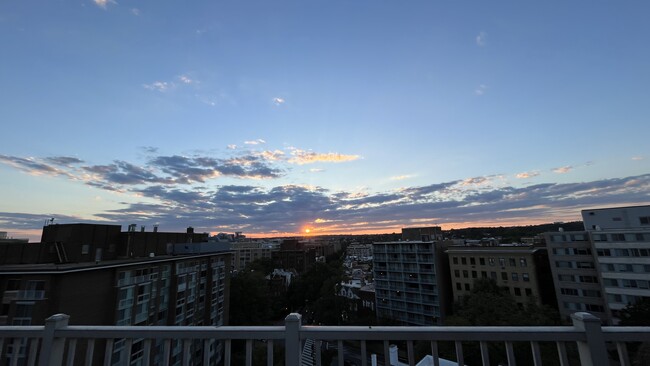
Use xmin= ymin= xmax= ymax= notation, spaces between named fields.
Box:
xmin=273 ymin=97 xmax=285 ymax=106
xmin=516 ymin=171 xmax=540 ymax=179
xmin=475 ymin=84 xmax=487 ymax=96
xmin=227 ymin=145 xmax=237 ymax=150
xmin=244 ymin=139 xmax=266 ymax=145
xmin=309 ymin=168 xmax=325 ymax=173
xmin=288 ymin=149 xmax=360 ymax=165
xmin=553 ymin=166 xmax=573 ymax=174
xmin=131 ymin=8 xmax=140 ymax=15
xmin=178 ymin=75 xmax=194 ymax=84
xmin=476 ymin=31 xmax=487 ymax=46
xmin=632 ymin=156 xmax=645 ymax=161
xmin=390 ymin=175 xmax=414 ymax=181
xmin=93 ymin=0 xmax=117 ymax=10
xmin=143 ymin=81 xmax=172 ymax=92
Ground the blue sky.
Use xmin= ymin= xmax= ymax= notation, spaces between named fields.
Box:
xmin=1 ymin=1 xmax=649 ymax=240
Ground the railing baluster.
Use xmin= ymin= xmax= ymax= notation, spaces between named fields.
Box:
xmin=455 ymin=341 xmax=464 ymax=366
xmin=66 ymin=339 xmax=77 ymax=366
xmin=224 ymin=339 xmax=231 ymax=366
xmin=383 ymin=340 xmax=390 ymax=366
xmin=479 ymin=341 xmax=489 ymax=366
xmin=556 ymin=341 xmax=569 ymax=366
xmin=182 ymin=339 xmax=191 ymax=366
xmin=505 ymin=341 xmax=516 ymax=366
xmin=0 ymin=338 xmax=4 ymax=358
xmin=267 ymin=340 xmax=274 ymax=366
xmin=162 ymin=339 xmax=171 ymax=366
xmin=246 ymin=339 xmax=253 ymax=366
xmin=103 ymin=339 xmax=114 ymax=366
xmin=143 ymin=339 xmax=151 ymax=366
xmin=531 ymin=341 xmax=542 ymax=366
xmin=124 ymin=338 xmax=133 ymax=366
xmin=616 ymin=342 xmax=630 ymax=366
xmin=430 ymin=341 xmax=440 ymax=366
xmin=202 ymin=339 xmax=210 ymax=366
xmin=338 ymin=340 xmax=344 ymax=366
xmin=27 ymin=338 xmax=39 ymax=366
xmin=10 ymin=337 xmax=21 ymax=366
xmin=315 ymin=340 xmax=322 ymax=366
xmin=84 ymin=339 xmax=95 ymax=366
xmin=407 ymin=340 xmax=415 ymax=366
xmin=361 ymin=340 xmax=367 ymax=366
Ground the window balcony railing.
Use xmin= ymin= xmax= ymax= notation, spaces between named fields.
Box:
xmin=0 ymin=312 xmax=649 ymax=366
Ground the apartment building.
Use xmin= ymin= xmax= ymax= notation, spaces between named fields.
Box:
xmin=546 ymin=205 xmax=650 ymax=324
xmin=0 ymin=224 xmax=232 ymax=365
xmin=373 ymin=228 xmax=452 ymax=326
xmin=231 ymin=241 xmax=277 ymax=271
xmin=446 ymin=245 xmax=555 ymax=308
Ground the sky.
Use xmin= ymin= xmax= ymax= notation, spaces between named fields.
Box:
xmin=1 ymin=1 xmax=649 ymax=241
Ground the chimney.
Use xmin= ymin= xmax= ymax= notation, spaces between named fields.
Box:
xmin=141 ymin=225 xmax=145 ymax=232
xmin=187 ymin=227 xmax=194 ymax=234
xmin=153 ymin=225 xmax=158 ymax=233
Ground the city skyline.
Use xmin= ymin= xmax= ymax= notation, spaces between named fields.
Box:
xmin=1 ymin=1 xmax=649 ymax=241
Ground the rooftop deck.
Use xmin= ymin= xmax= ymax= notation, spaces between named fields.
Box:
xmin=1 ymin=312 xmax=649 ymax=366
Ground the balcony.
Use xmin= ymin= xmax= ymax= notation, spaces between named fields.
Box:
xmin=0 ymin=313 xmax=649 ymax=366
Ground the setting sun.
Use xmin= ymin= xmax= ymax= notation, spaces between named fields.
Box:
xmin=305 ymin=229 xmax=311 ymax=233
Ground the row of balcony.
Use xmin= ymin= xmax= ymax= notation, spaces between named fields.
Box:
xmin=1 ymin=312 xmax=647 ymax=366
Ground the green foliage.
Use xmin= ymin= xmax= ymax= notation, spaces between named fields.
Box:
xmin=440 ymin=278 xmax=562 ymax=365
xmin=619 ymin=297 xmax=650 ymax=326
xmin=245 ymin=258 xmax=275 ymax=275
xmin=287 ymin=259 xmax=345 ymax=325
xmin=229 ymin=270 xmax=273 ymax=325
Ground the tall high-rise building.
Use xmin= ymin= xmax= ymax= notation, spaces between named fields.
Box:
xmin=372 ymin=227 xmax=452 ymax=326
xmin=546 ymin=205 xmax=650 ymax=324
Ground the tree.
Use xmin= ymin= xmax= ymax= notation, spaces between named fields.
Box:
xmin=429 ymin=278 xmax=562 ymax=365
xmin=618 ymin=297 xmax=650 ymax=365
xmin=229 ymin=270 xmax=273 ymax=325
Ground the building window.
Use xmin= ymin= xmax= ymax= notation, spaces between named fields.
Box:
xmin=499 ymin=258 xmax=506 ymax=267
xmin=454 ymin=270 xmax=460 ymax=278
xmin=462 ymin=270 xmax=469 ymax=278
xmin=464 ymin=284 xmax=470 ymax=291
xmin=522 ymin=273 xmax=530 ymax=282
xmin=456 ymin=283 xmax=461 ymax=290
xmin=511 ymin=273 xmax=519 ymax=281
xmin=470 ymin=257 xmax=476 ymax=265
xmin=81 ymin=244 xmax=90 ymax=255
xmin=479 ymin=257 xmax=485 ymax=265
xmin=525 ymin=288 xmax=532 ymax=296
xmin=481 ymin=271 xmax=487 ymax=278
xmin=490 ymin=272 xmax=497 ymax=280
xmin=489 ymin=258 xmax=495 ymax=266
xmin=501 ymin=272 xmax=508 ymax=281
xmin=461 ymin=257 xmax=467 ymax=265
xmin=612 ymin=234 xmax=626 ymax=241
xmin=519 ymin=258 xmax=528 ymax=267
xmin=509 ymin=258 xmax=516 ymax=267
xmin=514 ymin=288 xmax=521 ymax=296
xmin=6 ymin=279 xmax=20 ymax=291
xmin=453 ymin=257 xmax=458 ymax=265
xmin=472 ymin=271 xmax=477 ymax=279
xmin=640 ymin=216 xmax=650 ymax=225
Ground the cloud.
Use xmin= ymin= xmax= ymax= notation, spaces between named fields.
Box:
xmin=93 ymin=0 xmax=117 ymax=9
xmin=258 ymin=150 xmax=285 ymax=161
xmin=0 ymin=155 xmax=72 ymax=178
xmin=244 ymin=139 xmax=266 ymax=145
xmin=553 ymin=166 xmax=573 ymax=174
xmin=131 ymin=8 xmax=140 ymax=15
xmin=227 ymin=145 xmax=237 ymax=150
xmin=273 ymin=97 xmax=285 ymax=106
xmin=476 ymin=31 xmax=487 ymax=46
xmin=143 ymin=81 xmax=172 ymax=92
xmin=310 ymin=168 xmax=325 ymax=173
xmin=178 ymin=75 xmax=194 ymax=84
xmin=288 ymin=149 xmax=360 ymax=165
xmin=632 ymin=156 xmax=645 ymax=161
xmin=390 ymin=175 xmax=414 ymax=181
xmin=475 ymin=84 xmax=487 ymax=96
xmin=44 ymin=156 xmax=84 ymax=166
xmin=516 ymin=171 xmax=540 ymax=179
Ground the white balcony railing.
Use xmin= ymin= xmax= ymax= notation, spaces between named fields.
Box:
xmin=0 ymin=312 xmax=649 ymax=366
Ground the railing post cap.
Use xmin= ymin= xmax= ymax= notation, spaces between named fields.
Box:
xmin=45 ymin=313 xmax=70 ymax=322
xmin=570 ymin=312 xmax=600 ymax=323
xmin=285 ymin=313 xmax=302 ymax=322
